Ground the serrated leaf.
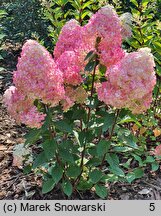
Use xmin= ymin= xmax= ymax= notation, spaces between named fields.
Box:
xmin=42 ymin=139 xmax=56 ymax=160
xmin=32 ymin=151 xmax=48 ymax=169
xmin=103 ymin=113 xmax=115 ymax=132
xmin=106 ymin=153 xmax=125 ymax=177
xmin=42 ymin=178 xmax=55 ymax=194
xmin=66 ymin=165 xmax=81 ymax=178
xmin=24 ymin=128 xmax=41 ymax=146
xmin=59 ymin=148 xmax=74 ymax=163
xmin=95 ymin=184 xmax=108 ymax=199
xmin=62 ymin=180 xmax=73 ymax=197
xmin=97 ymin=140 xmax=111 ymax=156
xmin=54 ymin=120 xmax=73 ymax=133
xmin=51 ymin=164 xmax=63 ymax=183
xmin=89 ymin=169 xmax=103 ymax=183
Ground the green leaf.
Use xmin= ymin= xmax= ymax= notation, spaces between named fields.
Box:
xmin=126 ymin=172 xmax=136 ymax=183
xmin=77 ymin=179 xmax=93 ymax=191
xmin=82 ymin=1 xmax=93 ymax=9
xmin=59 ymin=148 xmax=74 ymax=163
xmin=86 ymin=158 xmax=101 ymax=166
xmin=32 ymin=151 xmax=48 ymax=169
xmin=75 ymin=130 xmax=94 ymax=147
xmin=133 ymin=168 xmax=144 ymax=179
xmin=66 ymin=165 xmax=81 ymax=178
xmin=81 ymin=10 xmax=92 ymax=19
xmin=144 ymin=156 xmax=155 ymax=164
xmin=99 ymin=64 xmax=106 ymax=75
xmin=106 ymin=153 xmax=125 ymax=177
xmin=95 ymin=185 xmax=108 ymax=199
xmin=151 ymin=161 xmax=159 ymax=171
xmin=23 ymin=164 xmax=32 ymax=174
xmin=142 ymin=0 xmax=149 ymax=8
xmin=24 ymin=128 xmax=41 ymax=146
xmin=42 ymin=139 xmax=57 ymax=160
xmin=113 ymin=146 xmax=132 ymax=152
xmin=54 ymin=120 xmax=73 ymax=133
xmin=0 ymin=33 xmax=6 ymax=40
xmin=51 ymin=164 xmax=63 ymax=183
xmin=132 ymin=154 xmax=143 ymax=167
xmin=42 ymin=178 xmax=55 ymax=194
xmin=119 ymin=131 xmax=138 ymax=149
xmin=103 ymin=113 xmax=115 ymax=132
xmin=85 ymin=61 xmax=96 ymax=72
xmin=89 ymin=169 xmax=103 ymax=183
xmin=84 ymin=50 xmax=94 ymax=61
xmin=97 ymin=140 xmax=111 ymax=156
xmin=101 ymin=174 xmax=118 ymax=183
xmin=118 ymin=115 xmax=141 ymax=127
xmin=130 ymin=0 xmax=138 ymax=7
xmin=62 ymin=180 xmax=73 ymax=197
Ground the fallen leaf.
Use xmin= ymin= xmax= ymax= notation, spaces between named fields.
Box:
xmin=132 ymin=124 xmax=139 ymax=132
xmin=0 ymin=144 xmax=7 ymax=151
xmin=140 ymin=127 xmax=146 ymax=135
xmin=153 ymin=128 xmax=161 ymax=137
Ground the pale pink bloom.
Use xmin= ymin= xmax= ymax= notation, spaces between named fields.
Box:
xmin=97 ymin=48 xmax=156 ymax=114
xmin=54 ymin=20 xmax=84 ymax=60
xmin=13 ymin=40 xmax=65 ymax=107
xmin=3 ymin=86 xmax=46 ymax=128
xmin=83 ymin=5 xmax=125 ymax=67
xmin=153 ymin=145 xmax=161 ymax=156
xmin=56 ymin=51 xmax=83 ymax=86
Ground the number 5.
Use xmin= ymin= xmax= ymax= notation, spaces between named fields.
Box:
xmin=149 ymin=203 xmax=155 ymax=211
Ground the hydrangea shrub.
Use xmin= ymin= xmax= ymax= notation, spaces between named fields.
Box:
xmin=3 ymin=5 xmax=158 ymax=198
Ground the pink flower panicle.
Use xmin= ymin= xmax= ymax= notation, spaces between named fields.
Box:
xmin=54 ymin=20 xmax=83 ymax=60
xmin=83 ymin=5 xmax=125 ymax=67
xmin=3 ymin=86 xmax=46 ymax=128
xmin=97 ymin=48 xmax=156 ymax=114
xmin=56 ymin=51 xmax=83 ymax=86
xmin=13 ymin=40 xmax=65 ymax=107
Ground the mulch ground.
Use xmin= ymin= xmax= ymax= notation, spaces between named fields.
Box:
xmin=0 ymin=42 xmax=161 ymax=200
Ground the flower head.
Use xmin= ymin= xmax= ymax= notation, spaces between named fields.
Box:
xmin=97 ymin=48 xmax=156 ymax=113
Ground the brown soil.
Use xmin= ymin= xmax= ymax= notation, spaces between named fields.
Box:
xmin=0 ymin=43 xmax=161 ymax=200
